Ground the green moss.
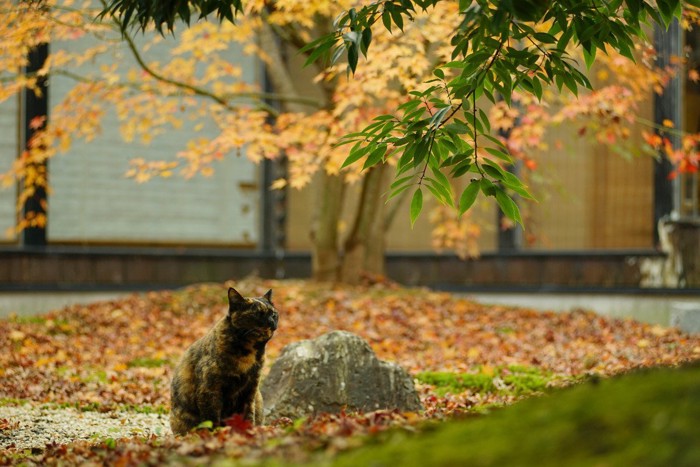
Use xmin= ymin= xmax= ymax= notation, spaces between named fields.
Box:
xmin=334 ymin=363 xmax=700 ymax=467
xmin=45 ymin=401 xmax=168 ymax=414
xmin=78 ymin=402 xmax=103 ymax=412
xmin=9 ymin=315 xmax=47 ymax=325
xmin=0 ymin=397 xmax=25 ymax=407
xmin=127 ymin=357 xmax=171 ymax=368
xmin=120 ymin=404 xmax=169 ymax=415
xmin=416 ymin=365 xmax=556 ymax=397
xmin=8 ymin=316 xmax=75 ymax=335
xmin=1 ymin=394 xmax=167 ymax=415
xmin=80 ymin=369 xmax=108 ymax=384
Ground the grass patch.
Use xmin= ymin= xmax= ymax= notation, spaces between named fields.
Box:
xmin=8 ymin=315 xmax=75 ymax=334
xmin=334 ymin=362 xmax=700 ymax=466
xmin=0 ymin=397 xmax=26 ymax=407
xmin=120 ymin=404 xmax=169 ymax=415
xmin=46 ymin=401 xmax=169 ymax=414
xmin=127 ymin=357 xmax=171 ymax=369
xmin=1 ymin=397 xmax=168 ymax=415
xmin=8 ymin=315 xmax=48 ymax=325
xmin=416 ymin=365 xmax=558 ymax=397
xmin=79 ymin=369 xmax=109 ymax=384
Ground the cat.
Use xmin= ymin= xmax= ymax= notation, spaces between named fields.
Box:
xmin=169 ymin=287 xmax=279 ymax=435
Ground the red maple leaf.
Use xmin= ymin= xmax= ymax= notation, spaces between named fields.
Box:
xmin=223 ymin=414 xmax=253 ymax=436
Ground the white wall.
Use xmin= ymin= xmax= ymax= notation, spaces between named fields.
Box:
xmin=47 ymin=24 xmax=260 ymax=246
xmin=0 ymin=95 xmax=18 ymax=243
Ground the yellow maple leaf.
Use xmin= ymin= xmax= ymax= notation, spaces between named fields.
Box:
xmin=270 ymin=178 xmax=287 ymax=190
xmin=34 ymin=357 xmax=52 ymax=368
xmin=9 ymin=330 xmax=25 ymax=342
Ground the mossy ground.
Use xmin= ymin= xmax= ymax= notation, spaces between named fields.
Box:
xmin=416 ymin=365 xmax=564 ymax=397
xmin=333 ymin=363 xmax=700 ymax=466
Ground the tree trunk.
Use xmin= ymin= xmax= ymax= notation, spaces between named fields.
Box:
xmin=311 ymin=170 xmax=346 ymax=281
xmin=259 ymin=23 xmax=345 ymax=282
xmin=260 ymin=23 xmax=394 ymax=284
xmin=340 ymin=164 xmax=389 ymax=283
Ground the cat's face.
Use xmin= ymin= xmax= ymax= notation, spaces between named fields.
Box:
xmin=227 ymin=287 xmax=279 ymax=341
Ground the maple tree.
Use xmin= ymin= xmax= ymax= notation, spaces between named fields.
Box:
xmin=104 ymin=0 xmax=700 ymax=221
xmin=1 ymin=0 xmax=466 ymax=282
xmin=3 ymin=0 xmax=700 ymax=283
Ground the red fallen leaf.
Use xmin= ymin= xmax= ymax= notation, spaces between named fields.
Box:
xmin=335 ymin=416 xmax=358 ymax=437
xmin=544 ymin=329 xmax=555 ymax=342
xmin=223 ymin=414 xmax=253 ymax=436
xmin=270 ymin=417 xmax=293 ymax=428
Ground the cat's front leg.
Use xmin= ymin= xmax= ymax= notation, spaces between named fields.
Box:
xmin=231 ymin=383 xmax=259 ymax=424
xmin=252 ymin=389 xmax=264 ymax=425
xmin=196 ymin=383 xmax=224 ymax=427
xmin=243 ymin=388 xmax=264 ymax=425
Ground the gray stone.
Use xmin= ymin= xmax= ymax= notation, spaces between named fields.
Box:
xmin=642 ymin=218 xmax=700 ymax=288
xmin=261 ymin=331 xmax=422 ymax=420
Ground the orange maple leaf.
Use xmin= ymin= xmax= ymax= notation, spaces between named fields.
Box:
xmin=29 ymin=116 xmax=46 ymax=130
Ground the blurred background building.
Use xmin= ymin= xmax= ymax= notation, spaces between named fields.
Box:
xmin=1 ymin=21 xmax=698 ymax=292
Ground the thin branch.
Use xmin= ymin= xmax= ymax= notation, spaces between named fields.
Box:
xmin=439 ymin=36 xmax=506 ymax=133
xmin=472 ymin=91 xmax=484 ymax=177
xmin=634 ymin=117 xmax=693 ymax=138
xmin=418 ymin=134 xmax=435 ymax=186
xmin=259 ymin=0 xmax=341 ymax=109
xmin=257 ymin=21 xmax=330 ymax=113
xmin=107 ymin=12 xmax=325 ymax=116
xmin=53 ymin=68 xmax=146 ymax=91
xmin=116 ymin=20 xmax=241 ymax=112
xmin=225 ymin=91 xmax=322 ymax=108
xmin=416 ymin=37 xmax=506 ymax=186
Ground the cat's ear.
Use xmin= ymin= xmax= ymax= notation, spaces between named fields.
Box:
xmin=228 ymin=287 xmax=245 ymax=307
xmin=263 ymin=289 xmax=273 ymax=303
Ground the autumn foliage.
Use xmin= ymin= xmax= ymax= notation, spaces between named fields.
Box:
xmin=2 ymin=1 xmax=699 ymax=261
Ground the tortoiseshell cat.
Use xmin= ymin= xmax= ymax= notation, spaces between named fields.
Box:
xmin=169 ymin=287 xmax=279 ymax=435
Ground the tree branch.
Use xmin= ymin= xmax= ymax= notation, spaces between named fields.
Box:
xmin=257 ymin=21 xmax=322 ymax=113
xmin=107 ymin=13 xmax=325 ymax=116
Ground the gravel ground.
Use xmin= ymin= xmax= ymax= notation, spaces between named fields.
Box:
xmin=0 ymin=405 xmax=172 ymax=451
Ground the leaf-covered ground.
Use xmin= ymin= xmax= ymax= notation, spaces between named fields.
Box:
xmin=1 ymin=278 xmax=699 ymax=465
